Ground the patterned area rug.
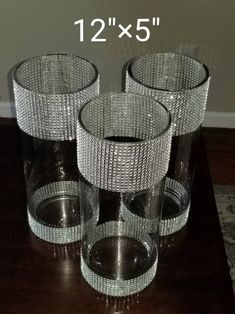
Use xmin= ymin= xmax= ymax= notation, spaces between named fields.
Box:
xmin=213 ymin=185 xmax=235 ymax=295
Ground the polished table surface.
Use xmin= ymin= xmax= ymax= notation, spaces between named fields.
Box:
xmin=0 ymin=124 xmax=234 ymax=314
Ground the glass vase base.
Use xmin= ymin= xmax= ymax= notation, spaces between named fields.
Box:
xmin=27 ymin=181 xmax=81 ymax=244
xmin=160 ymin=206 xmax=190 ymax=236
xmin=27 ymin=209 xmax=81 ymax=244
xmin=81 ymin=221 xmax=158 ymax=296
xmin=160 ymin=178 xmax=190 ymax=236
xmin=121 ymin=178 xmax=190 ymax=236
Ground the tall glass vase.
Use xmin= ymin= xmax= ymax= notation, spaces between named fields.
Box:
xmin=13 ymin=54 xmax=99 ymax=243
xmin=125 ymin=52 xmax=210 ymax=236
xmin=77 ymin=93 xmax=172 ymax=296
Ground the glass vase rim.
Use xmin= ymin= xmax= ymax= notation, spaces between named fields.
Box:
xmin=77 ymin=92 xmax=172 ymax=146
xmin=127 ymin=52 xmax=210 ymax=93
xmin=13 ymin=53 xmax=99 ymax=96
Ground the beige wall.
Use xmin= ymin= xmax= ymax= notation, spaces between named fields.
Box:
xmin=0 ymin=0 xmax=234 ymax=115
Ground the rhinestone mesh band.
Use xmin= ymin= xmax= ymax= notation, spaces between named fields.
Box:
xmin=160 ymin=177 xmax=191 ymax=236
xmin=81 ymin=221 xmax=158 ymax=296
xmin=13 ymin=54 xmax=99 ymax=140
xmin=120 ymin=178 xmax=190 ymax=236
xmin=77 ymin=93 xmax=172 ymax=192
xmin=28 ymin=210 xmax=80 ymax=244
xmin=126 ymin=53 xmax=210 ymax=136
xmin=28 ymin=181 xmax=97 ymax=244
xmin=159 ymin=204 xmax=190 ymax=236
xmin=29 ymin=181 xmax=80 ymax=210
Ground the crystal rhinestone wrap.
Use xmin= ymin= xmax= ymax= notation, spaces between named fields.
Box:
xmin=160 ymin=177 xmax=191 ymax=236
xmin=28 ymin=210 xmax=80 ymax=244
xmin=28 ymin=181 xmax=98 ymax=243
xmin=81 ymin=221 xmax=158 ymax=296
xmin=29 ymin=181 xmax=79 ymax=211
xmin=159 ymin=205 xmax=190 ymax=236
xmin=121 ymin=178 xmax=190 ymax=236
xmin=13 ymin=54 xmax=99 ymax=140
xmin=126 ymin=53 xmax=210 ymax=136
xmin=77 ymin=93 xmax=172 ymax=192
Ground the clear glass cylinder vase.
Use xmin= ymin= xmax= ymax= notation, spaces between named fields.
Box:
xmin=13 ymin=54 xmax=99 ymax=243
xmin=125 ymin=52 xmax=210 ymax=236
xmin=77 ymin=92 xmax=172 ymax=296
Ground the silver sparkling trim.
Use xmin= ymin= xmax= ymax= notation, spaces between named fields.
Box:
xmin=126 ymin=53 xmax=210 ymax=136
xmin=160 ymin=177 xmax=191 ymax=236
xmin=13 ymin=54 xmax=99 ymax=140
xmin=81 ymin=221 xmax=158 ymax=296
xmin=29 ymin=181 xmax=80 ymax=210
xmin=77 ymin=93 xmax=172 ymax=192
xmin=159 ymin=204 xmax=190 ymax=236
xmin=120 ymin=178 xmax=190 ymax=236
xmin=28 ymin=181 xmax=98 ymax=244
xmin=28 ymin=210 xmax=80 ymax=244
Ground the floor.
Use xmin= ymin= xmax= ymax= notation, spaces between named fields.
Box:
xmin=203 ymin=128 xmax=235 ymax=295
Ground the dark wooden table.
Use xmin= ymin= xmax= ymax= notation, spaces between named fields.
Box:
xmin=0 ymin=122 xmax=234 ymax=314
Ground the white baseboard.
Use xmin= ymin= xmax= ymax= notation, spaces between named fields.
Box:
xmin=0 ymin=102 xmax=234 ymax=128
xmin=0 ymin=102 xmax=16 ymax=118
xmin=203 ymin=111 xmax=235 ymax=128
